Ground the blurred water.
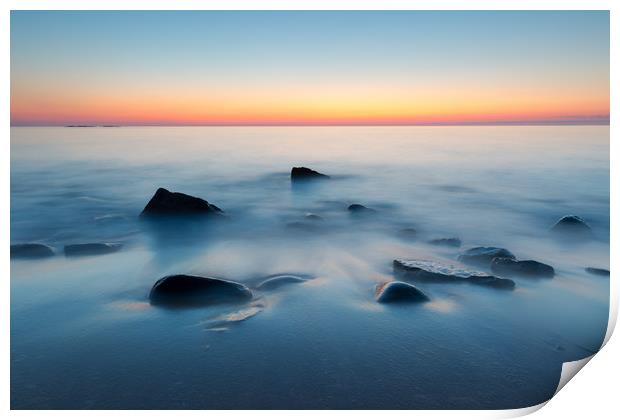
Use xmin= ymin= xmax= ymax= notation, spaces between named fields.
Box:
xmin=10 ymin=126 xmax=609 ymax=409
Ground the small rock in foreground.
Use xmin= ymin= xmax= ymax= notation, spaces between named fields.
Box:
xmin=394 ymin=259 xmax=515 ymax=290
xmin=11 ymin=243 xmax=54 ymax=259
xmin=491 ymin=257 xmax=555 ymax=279
xmin=375 ymin=281 xmax=429 ymax=303
xmin=64 ymin=242 xmax=122 ymax=257
xmin=149 ymin=274 xmax=252 ymax=307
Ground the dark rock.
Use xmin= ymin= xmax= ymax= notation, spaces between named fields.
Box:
xmin=141 ymin=188 xmax=224 ymax=217
xmin=11 ymin=243 xmax=54 ymax=259
xmin=550 ymin=215 xmax=593 ymax=238
xmin=491 ymin=257 xmax=555 ymax=279
xmin=397 ymin=228 xmax=418 ymax=240
xmin=375 ymin=281 xmax=429 ymax=303
xmin=149 ymin=274 xmax=252 ymax=307
xmin=64 ymin=242 xmax=122 ymax=257
xmin=585 ymin=267 xmax=610 ymax=276
xmin=291 ymin=167 xmax=330 ymax=181
xmin=348 ymin=204 xmax=376 ymax=214
xmin=256 ymin=275 xmax=307 ymax=291
xmin=394 ymin=259 xmax=515 ymax=290
xmin=428 ymin=237 xmax=461 ymax=247
xmin=458 ymin=247 xmax=516 ymax=268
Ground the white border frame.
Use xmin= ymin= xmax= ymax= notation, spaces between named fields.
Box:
xmin=3 ymin=2 xmax=617 ymax=419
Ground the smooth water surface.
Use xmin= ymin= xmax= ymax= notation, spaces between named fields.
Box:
xmin=11 ymin=126 xmax=610 ymax=409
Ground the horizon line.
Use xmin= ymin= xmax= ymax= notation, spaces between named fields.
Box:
xmin=10 ymin=121 xmax=611 ymax=128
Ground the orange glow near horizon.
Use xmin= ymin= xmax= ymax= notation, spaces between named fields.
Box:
xmin=10 ymin=82 xmax=610 ymax=126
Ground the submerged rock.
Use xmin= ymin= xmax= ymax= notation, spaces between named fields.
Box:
xmin=428 ymin=238 xmax=462 ymax=247
xmin=64 ymin=242 xmax=122 ymax=257
xmin=291 ymin=167 xmax=330 ymax=181
xmin=149 ymin=274 xmax=252 ymax=307
xmin=10 ymin=243 xmax=54 ymax=259
xmin=141 ymin=187 xmax=224 ymax=217
xmin=304 ymin=213 xmax=323 ymax=221
xmin=550 ymin=215 xmax=593 ymax=238
xmin=285 ymin=213 xmax=324 ymax=231
xmin=397 ymin=228 xmax=418 ymax=240
xmin=348 ymin=204 xmax=376 ymax=214
xmin=458 ymin=247 xmax=516 ymax=267
xmin=585 ymin=267 xmax=610 ymax=277
xmin=285 ymin=221 xmax=321 ymax=232
xmin=491 ymin=257 xmax=555 ymax=279
xmin=256 ymin=274 xmax=307 ymax=291
xmin=204 ymin=305 xmax=264 ymax=331
xmin=375 ymin=281 xmax=429 ymax=303
xmin=394 ymin=259 xmax=515 ymax=290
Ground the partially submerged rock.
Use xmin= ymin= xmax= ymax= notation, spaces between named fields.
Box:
xmin=11 ymin=243 xmax=54 ymax=259
xmin=375 ymin=281 xmax=429 ymax=303
xmin=141 ymin=188 xmax=224 ymax=218
xmin=203 ymin=305 xmax=264 ymax=331
xmin=149 ymin=274 xmax=252 ymax=307
xmin=585 ymin=267 xmax=610 ymax=277
xmin=291 ymin=167 xmax=330 ymax=181
xmin=397 ymin=228 xmax=418 ymax=240
xmin=304 ymin=213 xmax=323 ymax=221
xmin=256 ymin=274 xmax=307 ymax=291
xmin=458 ymin=247 xmax=516 ymax=268
xmin=285 ymin=213 xmax=324 ymax=231
xmin=64 ymin=242 xmax=122 ymax=257
xmin=550 ymin=215 xmax=593 ymax=238
xmin=428 ymin=238 xmax=461 ymax=247
xmin=491 ymin=257 xmax=555 ymax=279
xmin=348 ymin=204 xmax=376 ymax=214
xmin=394 ymin=259 xmax=515 ymax=290
xmin=285 ymin=221 xmax=321 ymax=232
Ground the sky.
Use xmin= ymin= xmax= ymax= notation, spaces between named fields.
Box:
xmin=10 ymin=11 xmax=610 ymax=126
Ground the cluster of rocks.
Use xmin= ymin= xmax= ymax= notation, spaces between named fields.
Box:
xmin=149 ymin=273 xmax=310 ymax=307
xmin=13 ymin=166 xmax=608 ymax=312
xmin=11 ymin=242 xmax=123 ymax=259
xmin=376 ymin=243 xmax=563 ymax=304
